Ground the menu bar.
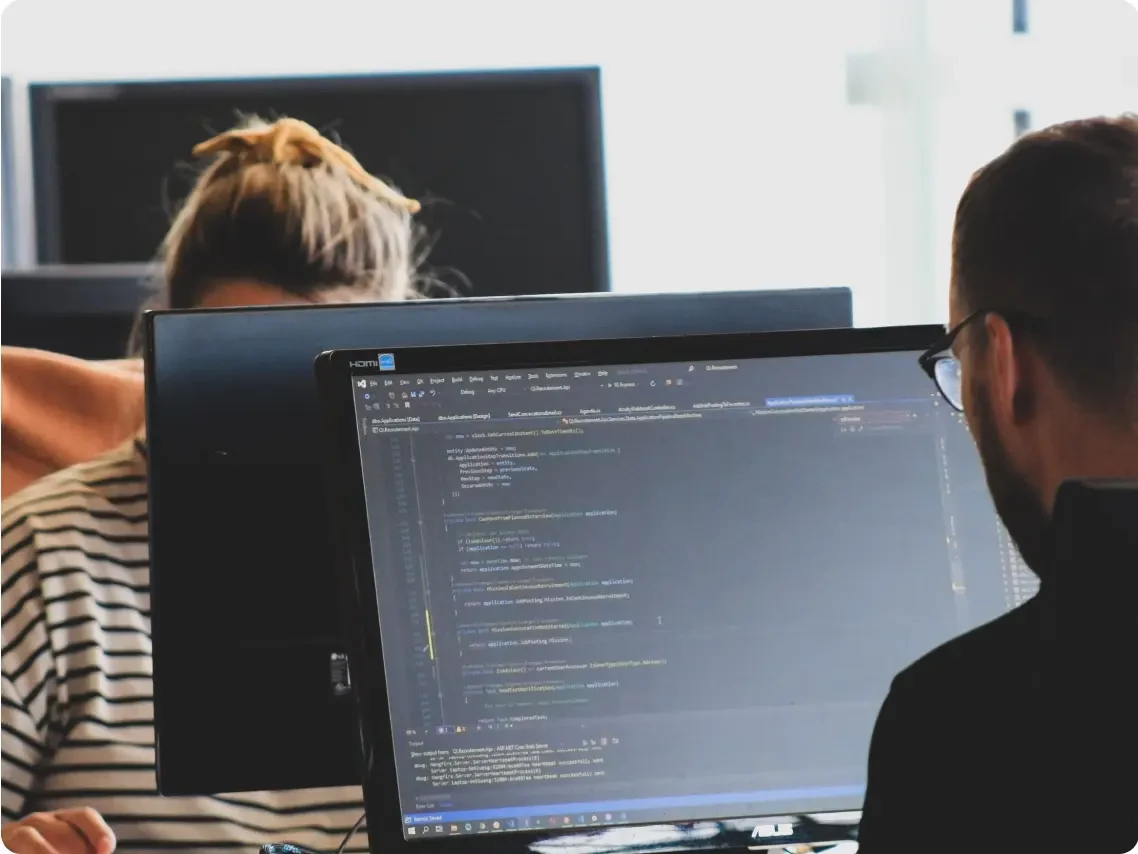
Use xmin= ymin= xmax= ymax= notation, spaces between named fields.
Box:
xmin=354 ymin=360 xmax=866 ymax=433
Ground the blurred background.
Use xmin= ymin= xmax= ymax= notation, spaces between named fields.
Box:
xmin=2 ymin=0 xmax=1136 ymax=342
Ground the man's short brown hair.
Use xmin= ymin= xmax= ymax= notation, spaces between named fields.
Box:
xmin=952 ymin=114 xmax=1138 ymax=413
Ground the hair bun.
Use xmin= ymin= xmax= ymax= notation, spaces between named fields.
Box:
xmin=192 ymin=117 xmax=421 ymax=214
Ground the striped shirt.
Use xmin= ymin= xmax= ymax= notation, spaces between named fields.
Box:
xmin=1 ymin=439 xmax=367 ymax=853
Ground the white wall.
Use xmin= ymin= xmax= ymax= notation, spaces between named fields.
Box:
xmin=926 ymin=0 xmax=1138 ymax=320
xmin=3 ymin=0 xmax=1136 ymax=327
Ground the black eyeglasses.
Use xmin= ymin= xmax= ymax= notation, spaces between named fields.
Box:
xmin=918 ymin=309 xmax=1043 ymax=412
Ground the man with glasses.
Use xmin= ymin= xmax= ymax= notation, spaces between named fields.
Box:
xmin=857 ymin=114 xmax=1138 ymax=851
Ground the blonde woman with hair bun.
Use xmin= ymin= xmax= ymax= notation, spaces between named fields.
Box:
xmin=0 ymin=117 xmax=426 ymax=854
xmin=158 ymin=115 xmax=426 ymax=314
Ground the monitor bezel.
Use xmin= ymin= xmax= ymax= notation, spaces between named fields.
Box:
xmin=2 ymin=75 xmax=15 ymax=265
xmin=30 ymin=66 xmax=610 ymax=294
xmin=315 ymin=323 xmax=945 ymax=852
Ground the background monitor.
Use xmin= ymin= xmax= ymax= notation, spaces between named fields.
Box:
xmin=2 ymin=76 xmax=13 ymax=266
xmin=1 ymin=264 xmax=154 ymax=358
xmin=144 ymin=288 xmax=853 ymax=796
xmin=316 ymin=327 xmax=1031 ymax=848
xmin=31 ymin=68 xmax=609 ymax=296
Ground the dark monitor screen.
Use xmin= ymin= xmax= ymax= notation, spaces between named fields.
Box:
xmin=326 ymin=329 xmax=1034 ymax=842
xmin=144 ymin=289 xmax=853 ymax=797
xmin=0 ymin=264 xmax=153 ymax=359
xmin=31 ymin=69 xmax=609 ymax=297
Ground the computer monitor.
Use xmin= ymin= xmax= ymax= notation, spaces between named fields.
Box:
xmin=31 ymin=68 xmax=609 ymax=296
xmin=0 ymin=264 xmax=154 ymax=358
xmin=314 ymin=325 xmax=1034 ymax=848
xmin=2 ymin=76 xmax=14 ymax=266
xmin=144 ymin=288 xmax=853 ymax=796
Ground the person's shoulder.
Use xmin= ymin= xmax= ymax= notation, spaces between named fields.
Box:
xmin=1 ymin=440 xmax=148 ymax=554
xmin=890 ymin=599 xmax=1042 ymax=700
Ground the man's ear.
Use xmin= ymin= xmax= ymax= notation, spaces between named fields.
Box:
xmin=983 ymin=313 xmax=1031 ymax=424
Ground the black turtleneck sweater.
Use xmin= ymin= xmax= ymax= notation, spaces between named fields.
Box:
xmin=857 ymin=587 xmax=1053 ymax=851
xmin=857 ymin=569 xmax=1138 ymax=852
xmin=859 ymin=480 xmax=1138 ymax=851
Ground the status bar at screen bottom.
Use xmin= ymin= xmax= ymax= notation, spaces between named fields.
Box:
xmin=402 ymin=783 xmax=864 ymax=837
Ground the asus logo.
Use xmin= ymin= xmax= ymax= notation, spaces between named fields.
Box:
xmin=751 ymin=823 xmax=794 ymax=840
xmin=350 ymin=360 xmax=378 ymax=368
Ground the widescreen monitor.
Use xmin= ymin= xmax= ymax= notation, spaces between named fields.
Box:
xmin=31 ymin=68 xmax=608 ymax=297
xmin=314 ymin=325 xmax=1035 ymax=850
xmin=144 ymin=288 xmax=853 ymax=796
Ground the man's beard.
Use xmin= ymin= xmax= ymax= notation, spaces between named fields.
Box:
xmin=970 ymin=381 xmax=1055 ymax=581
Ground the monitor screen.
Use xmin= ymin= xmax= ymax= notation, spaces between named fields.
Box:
xmin=144 ymin=289 xmax=853 ymax=797
xmin=31 ymin=68 xmax=608 ymax=297
xmin=343 ymin=343 xmax=1033 ymax=838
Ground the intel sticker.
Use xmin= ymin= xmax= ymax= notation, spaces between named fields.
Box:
xmin=378 ymin=353 xmax=396 ymax=371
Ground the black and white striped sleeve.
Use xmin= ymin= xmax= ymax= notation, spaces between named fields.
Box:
xmin=1 ymin=673 xmax=41 ymax=821
xmin=1 ymin=513 xmax=58 ymax=822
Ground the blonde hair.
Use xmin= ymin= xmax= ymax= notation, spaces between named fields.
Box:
xmin=160 ymin=116 xmax=427 ymax=309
